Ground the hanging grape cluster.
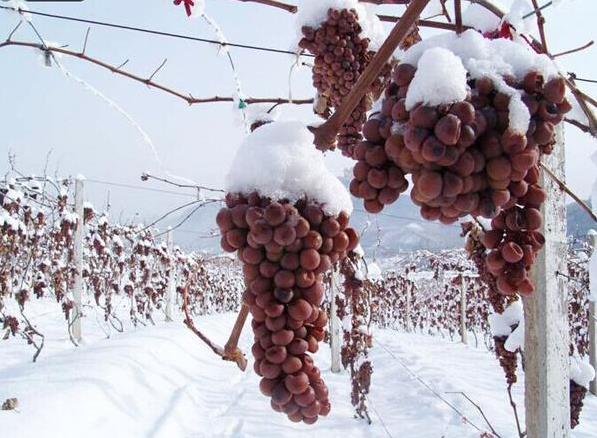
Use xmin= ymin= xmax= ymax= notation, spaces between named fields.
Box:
xmin=217 ymin=192 xmax=359 ymax=423
xmin=350 ymin=58 xmax=570 ymax=296
xmin=570 ymin=380 xmax=588 ymax=429
xmin=299 ymin=8 xmax=391 ymax=156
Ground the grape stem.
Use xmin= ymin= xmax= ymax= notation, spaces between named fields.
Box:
xmin=181 ymin=285 xmax=248 ymax=370
xmin=539 ymin=162 xmax=597 ymax=223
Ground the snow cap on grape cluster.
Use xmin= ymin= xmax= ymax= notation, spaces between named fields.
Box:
xmin=399 ymin=29 xmax=559 ymax=134
xmin=226 ymin=121 xmax=353 ymax=216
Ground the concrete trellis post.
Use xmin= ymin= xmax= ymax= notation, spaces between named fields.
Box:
xmin=588 ymin=229 xmax=596 ymax=396
xmin=165 ymin=228 xmax=174 ymax=322
xmin=460 ymin=275 xmax=467 ymax=345
xmin=330 ymin=270 xmax=342 ymax=374
xmin=523 ymin=128 xmax=570 ymax=437
xmin=405 ymin=272 xmax=413 ymax=333
xmin=71 ymin=176 xmax=85 ymax=343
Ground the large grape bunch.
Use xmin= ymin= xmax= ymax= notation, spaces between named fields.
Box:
xmin=350 ymin=60 xmax=570 ymax=296
xmin=299 ymin=8 xmax=391 ymax=157
xmin=217 ymin=192 xmax=359 ymax=423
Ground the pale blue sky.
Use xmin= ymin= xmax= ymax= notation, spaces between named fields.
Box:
xmin=1 ymin=0 xmax=595 ymax=225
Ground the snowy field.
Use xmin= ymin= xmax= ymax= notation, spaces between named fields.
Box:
xmin=1 ymin=305 xmax=596 ymax=438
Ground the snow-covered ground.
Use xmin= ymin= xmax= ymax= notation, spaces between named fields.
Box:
xmin=1 ymin=306 xmax=596 ymax=438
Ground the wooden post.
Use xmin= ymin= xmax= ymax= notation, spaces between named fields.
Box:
xmin=522 ymin=128 xmax=570 ymax=437
xmin=588 ymin=230 xmax=596 ymax=396
xmin=71 ymin=176 xmax=85 ymax=343
xmin=460 ymin=275 xmax=468 ymax=345
xmin=330 ymin=270 xmax=342 ymax=373
xmin=165 ymin=227 xmax=174 ymax=322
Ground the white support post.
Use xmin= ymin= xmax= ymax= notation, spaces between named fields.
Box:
xmin=165 ymin=227 xmax=174 ymax=322
xmin=405 ymin=280 xmax=412 ymax=333
xmin=588 ymin=230 xmax=596 ymax=396
xmin=72 ymin=176 xmax=85 ymax=343
xmin=330 ymin=271 xmax=342 ymax=374
xmin=590 ymin=301 xmax=596 ymax=396
xmin=460 ymin=275 xmax=468 ymax=345
xmin=523 ymin=128 xmax=570 ymax=437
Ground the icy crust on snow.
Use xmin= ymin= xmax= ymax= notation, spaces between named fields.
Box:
xmin=570 ymin=355 xmax=596 ymax=389
xmin=296 ymin=0 xmax=385 ymax=50
xmin=225 ymin=121 xmax=353 ymax=216
xmin=405 ymin=48 xmax=469 ymax=111
xmin=401 ymin=30 xmax=559 ymax=133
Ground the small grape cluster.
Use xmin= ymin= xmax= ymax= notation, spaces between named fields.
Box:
xmin=493 ymin=334 xmax=519 ymax=386
xmin=570 ymin=380 xmax=587 ymax=429
xmin=299 ymin=8 xmax=391 ymax=156
xmin=350 ymin=60 xmax=570 ymax=296
xmin=217 ymin=192 xmax=359 ymax=423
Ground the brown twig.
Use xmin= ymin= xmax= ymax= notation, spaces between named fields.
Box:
xmin=571 ymin=76 xmax=597 ymax=84
xmin=540 ymin=162 xmax=597 ymax=223
xmin=507 ymin=384 xmax=526 ymax=438
xmin=223 ymin=304 xmax=249 ymax=371
xmin=147 ymin=58 xmax=167 ymax=82
xmin=565 ymin=77 xmax=597 ymax=137
xmin=377 ymin=14 xmax=471 ymax=31
xmin=439 ymin=0 xmax=452 ymax=22
xmin=231 ymin=0 xmax=411 ymax=13
xmin=81 ymin=27 xmax=90 ymax=55
xmin=181 ymin=285 xmax=247 ymax=370
xmin=445 ymin=391 xmax=501 ymax=437
xmin=7 ymin=21 xmax=23 ymax=41
xmin=567 ymin=79 xmax=597 ymax=107
xmin=454 ymin=0 xmax=463 ymax=34
xmin=530 ymin=0 xmax=548 ymax=53
xmin=310 ymin=0 xmax=433 ymax=150
xmin=0 ymin=40 xmax=314 ymax=107
xmin=235 ymin=0 xmax=297 ymax=13
xmin=565 ymin=118 xmax=592 ymax=134
xmin=553 ymin=40 xmax=594 ymax=58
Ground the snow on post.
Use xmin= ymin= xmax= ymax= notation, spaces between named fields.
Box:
xmin=72 ymin=175 xmax=85 ymax=343
xmin=460 ymin=275 xmax=467 ymax=345
xmin=523 ymin=126 xmax=570 ymax=437
xmin=330 ymin=270 xmax=342 ymax=374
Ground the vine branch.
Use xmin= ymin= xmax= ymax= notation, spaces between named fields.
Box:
xmin=0 ymin=40 xmax=314 ymax=107
xmin=539 ymin=162 xmax=597 ymax=223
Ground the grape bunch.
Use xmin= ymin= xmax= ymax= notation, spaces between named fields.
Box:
xmin=350 ymin=59 xmax=570 ymax=296
xmin=217 ymin=192 xmax=359 ymax=423
xmin=299 ymin=8 xmax=391 ymax=156
xmin=570 ymin=380 xmax=588 ymax=429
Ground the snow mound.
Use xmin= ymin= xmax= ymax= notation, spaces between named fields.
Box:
xmin=225 ymin=121 xmax=353 ymax=216
xmin=405 ymin=47 xmax=468 ymax=111
xmin=400 ymin=29 xmax=559 ymax=133
xmin=462 ymin=3 xmax=502 ymax=33
xmin=296 ymin=0 xmax=385 ymax=50
xmin=570 ymin=355 xmax=596 ymax=389
xmin=488 ymin=300 xmax=523 ymax=337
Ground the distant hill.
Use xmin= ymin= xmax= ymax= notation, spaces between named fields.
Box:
xmin=567 ymin=199 xmax=595 ymax=239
